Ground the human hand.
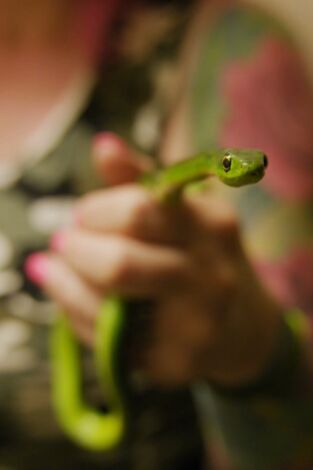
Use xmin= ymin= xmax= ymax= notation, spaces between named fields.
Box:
xmin=26 ymin=133 xmax=282 ymax=388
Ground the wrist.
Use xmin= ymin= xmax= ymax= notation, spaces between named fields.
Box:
xmin=202 ymin=288 xmax=284 ymax=388
xmin=208 ymin=308 xmax=311 ymax=398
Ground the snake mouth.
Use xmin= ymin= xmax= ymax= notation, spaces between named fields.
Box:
xmin=250 ymin=168 xmax=265 ymax=179
xmin=241 ymin=168 xmax=265 ymax=185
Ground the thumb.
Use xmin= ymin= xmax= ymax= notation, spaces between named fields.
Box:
xmin=92 ymin=132 xmax=153 ymax=186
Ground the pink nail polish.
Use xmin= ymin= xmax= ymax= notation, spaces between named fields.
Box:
xmin=50 ymin=231 xmax=66 ymax=252
xmin=24 ymin=253 xmax=48 ymax=286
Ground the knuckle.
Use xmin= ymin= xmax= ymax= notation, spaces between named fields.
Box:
xmin=61 ymin=291 xmax=83 ymax=319
xmin=75 ymin=193 xmax=98 ymax=222
xmin=107 ymin=240 xmax=133 ymax=286
xmin=127 ymin=189 xmax=153 ymax=232
xmin=63 ymin=298 xmax=78 ymax=316
xmin=217 ymin=263 xmax=237 ymax=292
xmin=78 ymin=192 xmax=98 ymax=210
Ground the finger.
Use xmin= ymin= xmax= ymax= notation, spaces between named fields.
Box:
xmin=75 ymin=184 xmax=178 ymax=243
xmin=92 ymin=132 xmax=153 ymax=185
xmin=184 ymin=192 xmax=237 ymax=231
xmin=144 ymin=341 xmax=195 ymax=387
xmin=183 ymin=192 xmax=240 ymax=251
xmin=141 ymin=296 xmax=213 ymax=386
xmin=51 ymin=230 xmax=189 ymax=296
xmin=25 ymin=252 xmax=101 ymax=345
xmin=63 ymin=313 xmax=95 ymax=347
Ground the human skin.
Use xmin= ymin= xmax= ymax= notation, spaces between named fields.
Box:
xmin=24 ymin=0 xmax=291 ymax=389
xmin=0 ymin=0 xmax=121 ymax=171
xmin=0 ymin=0 xmax=74 ymax=46
xmin=28 ymin=132 xmax=283 ymax=388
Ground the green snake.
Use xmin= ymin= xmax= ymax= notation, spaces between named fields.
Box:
xmin=50 ymin=148 xmax=267 ymax=451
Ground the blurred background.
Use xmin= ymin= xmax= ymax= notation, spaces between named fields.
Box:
xmin=0 ymin=0 xmax=313 ymax=469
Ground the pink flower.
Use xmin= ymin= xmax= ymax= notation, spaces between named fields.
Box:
xmin=220 ymin=38 xmax=313 ymax=201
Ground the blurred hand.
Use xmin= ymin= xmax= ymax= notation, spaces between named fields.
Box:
xmin=27 ymin=133 xmax=282 ymax=388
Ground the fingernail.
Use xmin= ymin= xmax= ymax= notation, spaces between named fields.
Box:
xmin=50 ymin=231 xmax=66 ymax=252
xmin=92 ymin=132 xmax=124 ymax=155
xmin=24 ymin=253 xmax=49 ymax=286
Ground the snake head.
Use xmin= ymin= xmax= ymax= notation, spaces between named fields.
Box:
xmin=217 ymin=149 xmax=268 ymax=186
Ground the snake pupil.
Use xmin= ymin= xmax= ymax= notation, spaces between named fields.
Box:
xmin=263 ymin=155 xmax=268 ymax=168
xmin=223 ymin=155 xmax=232 ymax=172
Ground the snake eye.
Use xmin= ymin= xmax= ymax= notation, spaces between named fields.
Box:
xmin=222 ymin=154 xmax=232 ymax=172
xmin=263 ymin=155 xmax=268 ymax=168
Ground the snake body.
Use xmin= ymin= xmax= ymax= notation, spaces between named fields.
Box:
xmin=51 ymin=148 xmax=267 ymax=451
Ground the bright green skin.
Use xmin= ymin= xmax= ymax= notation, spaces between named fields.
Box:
xmin=51 ymin=148 xmax=267 ymax=451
